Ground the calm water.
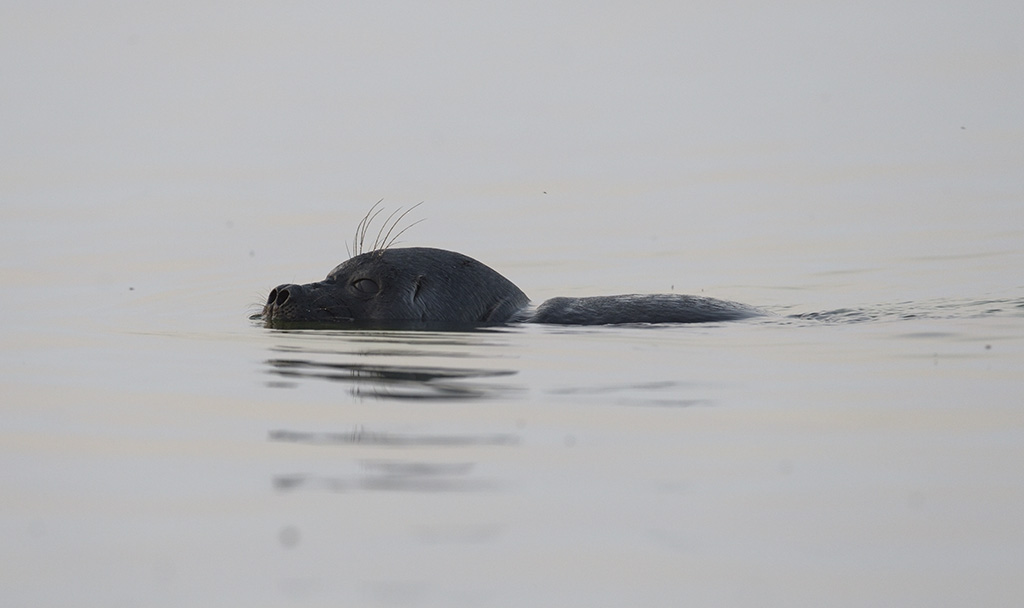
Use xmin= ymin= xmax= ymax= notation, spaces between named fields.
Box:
xmin=3 ymin=3 xmax=1024 ymax=606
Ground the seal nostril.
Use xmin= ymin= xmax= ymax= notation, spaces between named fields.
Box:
xmin=275 ymin=288 xmax=290 ymax=306
xmin=266 ymin=289 xmax=278 ymax=306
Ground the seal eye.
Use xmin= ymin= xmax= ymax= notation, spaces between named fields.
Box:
xmin=351 ymin=278 xmax=379 ymax=295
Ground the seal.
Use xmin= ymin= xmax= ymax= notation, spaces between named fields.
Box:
xmin=261 ymin=247 xmax=763 ymax=328
xmin=263 ymin=247 xmax=529 ymax=326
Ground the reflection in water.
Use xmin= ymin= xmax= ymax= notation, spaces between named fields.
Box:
xmin=268 ymin=427 xmax=519 ymax=447
xmin=262 ymin=329 xmax=522 ymax=400
xmin=272 ymin=462 xmax=495 ymax=493
xmin=262 ymin=331 xmax=520 ymax=495
xmin=265 ymin=358 xmax=519 ymax=399
xmin=549 ymin=381 xmax=717 ymax=407
xmin=269 ymin=428 xmax=518 ymax=494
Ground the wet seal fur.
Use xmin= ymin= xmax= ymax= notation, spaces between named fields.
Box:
xmin=260 ymin=206 xmax=763 ymax=328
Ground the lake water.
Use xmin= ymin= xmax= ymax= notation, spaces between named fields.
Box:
xmin=3 ymin=2 xmax=1023 ymax=606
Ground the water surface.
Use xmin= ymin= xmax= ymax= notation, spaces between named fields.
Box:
xmin=2 ymin=2 xmax=1023 ymax=606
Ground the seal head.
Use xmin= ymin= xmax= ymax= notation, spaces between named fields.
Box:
xmin=262 ymin=247 xmax=529 ymax=327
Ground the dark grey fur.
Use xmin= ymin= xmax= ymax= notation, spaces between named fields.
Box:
xmin=261 ymin=247 xmax=762 ymax=328
xmin=527 ymin=294 xmax=761 ymax=325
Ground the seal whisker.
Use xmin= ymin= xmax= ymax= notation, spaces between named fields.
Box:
xmin=372 ymin=205 xmax=407 ymax=253
xmin=381 ymin=218 xmax=426 ymax=254
xmin=353 ymin=199 xmax=385 ymax=256
xmin=376 ymin=201 xmax=423 ymax=252
xmin=360 ymin=201 xmax=386 ymax=254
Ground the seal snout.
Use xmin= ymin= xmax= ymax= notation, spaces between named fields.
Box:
xmin=267 ymin=283 xmax=300 ymax=307
xmin=263 ymin=283 xmax=303 ymax=319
